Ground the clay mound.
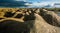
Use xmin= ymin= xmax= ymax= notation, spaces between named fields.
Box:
xmin=0 ymin=20 xmax=29 ymax=33
xmin=0 ymin=8 xmax=60 ymax=33
xmin=40 ymin=9 xmax=60 ymax=27
xmin=30 ymin=13 xmax=60 ymax=33
xmin=0 ymin=17 xmax=34 ymax=33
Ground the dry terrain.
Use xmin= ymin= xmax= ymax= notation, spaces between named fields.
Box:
xmin=0 ymin=8 xmax=60 ymax=33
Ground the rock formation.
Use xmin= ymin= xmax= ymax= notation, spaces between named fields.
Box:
xmin=0 ymin=8 xmax=60 ymax=33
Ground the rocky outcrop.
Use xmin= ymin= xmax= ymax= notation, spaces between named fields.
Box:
xmin=0 ymin=20 xmax=29 ymax=33
xmin=40 ymin=9 xmax=60 ymax=27
xmin=0 ymin=13 xmax=57 ymax=33
xmin=30 ymin=13 xmax=57 ymax=33
xmin=0 ymin=8 xmax=60 ymax=33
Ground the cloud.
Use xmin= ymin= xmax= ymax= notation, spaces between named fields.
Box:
xmin=25 ymin=2 xmax=49 ymax=6
xmin=25 ymin=2 xmax=49 ymax=8
xmin=0 ymin=0 xmax=28 ymax=7
xmin=0 ymin=0 xmax=60 ymax=8
xmin=15 ymin=0 xmax=27 ymax=2
xmin=25 ymin=1 xmax=60 ymax=8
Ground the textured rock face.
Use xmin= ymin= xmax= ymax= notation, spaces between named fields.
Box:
xmin=30 ymin=9 xmax=60 ymax=33
xmin=0 ymin=8 xmax=60 ymax=33
xmin=30 ymin=13 xmax=57 ymax=33
xmin=0 ymin=13 xmax=60 ymax=33
xmin=41 ymin=9 xmax=60 ymax=27
xmin=0 ymin=20 xmax=28 ymax=33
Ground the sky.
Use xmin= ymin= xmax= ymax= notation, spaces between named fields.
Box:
xmin=15 ymin=0 xmax=60 ymax=6
xmin=22 ymin=0 xmax=60 ymax=7
xmin=0 ymin=0 xmax=60 ymax=8
xmin=16 ymin=0 xmax=60 ymax=2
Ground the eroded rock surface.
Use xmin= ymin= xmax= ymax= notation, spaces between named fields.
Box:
xmin=0 ymin=8 xmax=60 ymax=33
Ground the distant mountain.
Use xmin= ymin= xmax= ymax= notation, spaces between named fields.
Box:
xmin=44 ymin=4 xmax=51 ymax=8
xmin=53 ymin=3 xmax=60 ymax=8
xmin=43 ymin=3 xmax=60 ymax=8
xmin=54 ymin=3 xmax=60 ymax=5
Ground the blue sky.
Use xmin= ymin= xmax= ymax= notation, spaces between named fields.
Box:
xmin=16 ymin=0 xmax=60 ymax=5
xmin=16 ymin=0 xmax=60 ymax=3
xmin=22 ymin=0 xmax=60 ymax=8
xmin=0 ymin=0 xmax=60 ymax=8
